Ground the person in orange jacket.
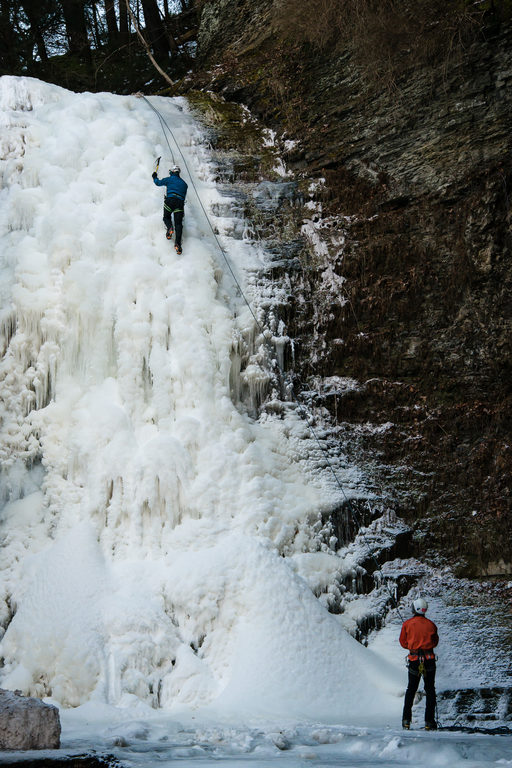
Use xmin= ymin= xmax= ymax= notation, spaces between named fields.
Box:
xmin=399 ymin=597 xmax=439 ymax=730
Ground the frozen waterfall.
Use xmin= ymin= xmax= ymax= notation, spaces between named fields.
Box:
xmin=0 ymin=76 xmax=401 ymax=723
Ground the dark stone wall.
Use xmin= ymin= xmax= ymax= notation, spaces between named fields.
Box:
xmin=191 ymin=3 xmax=512 ymax=575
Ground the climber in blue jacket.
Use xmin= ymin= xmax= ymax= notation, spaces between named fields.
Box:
xmin=152 ymin=165 xmax=188 ymax=254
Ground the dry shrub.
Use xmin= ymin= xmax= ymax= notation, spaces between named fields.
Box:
xmin=273 ymin=0 xmax=507 ymax=88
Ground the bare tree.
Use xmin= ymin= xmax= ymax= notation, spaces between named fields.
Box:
xmin=89 ymin=0 xmax=103 ymax=48
xmin=118 ymin=0 xmax=129 ymax=42
xmin=125 ymin=0 xmax=175 ymax=86
xmin=104 ymin=0 xmax=119 ymax=44
xmin=0 ymin=0 xmax=19 ymax=70
xmin=59 ymin=0 xmax=92 ymax=62
xmin=140 ymin=0 xmax=169 ymax=61
xmin=22 ymin=0 xmax=49 ymax=61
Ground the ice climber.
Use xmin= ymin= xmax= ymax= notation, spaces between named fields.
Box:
xmin=152 ymin=164 xmax=188 ymax=254
xmin=399 ymin=597 xmax=439 ymax=730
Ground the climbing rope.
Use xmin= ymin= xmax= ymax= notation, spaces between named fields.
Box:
xmin=140 ymin=94 xmax=264 ymax=334
xmin=140 ymin=93 xmax=404 ymax=623
xmin=142 ymin=94 xmax=176 ymax=166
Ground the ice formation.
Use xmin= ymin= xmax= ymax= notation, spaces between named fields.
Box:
xmin=0 ymin=76 xmax=402 ymax=721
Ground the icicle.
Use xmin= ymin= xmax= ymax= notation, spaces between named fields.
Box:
xmin=0 ymin=311 xmax=17 ymax=356
xmin=273 ymin=334 xmax=289 ymax=372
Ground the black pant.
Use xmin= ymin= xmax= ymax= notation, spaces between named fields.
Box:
xmin=402 ymin=659 xmax=436 ymax=724
xmin=163 ymin=196 xmax=184 ymax=247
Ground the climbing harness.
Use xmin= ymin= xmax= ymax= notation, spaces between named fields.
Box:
xmin=163 ymin=201 xmax=183 ymax=213
xmin=405 ymin=651 xmax=436 ymax=677
xmin=139 ymin=93 xmax=404 ymax=621
xmin=408 ymin=650 xmax=436 ymax=664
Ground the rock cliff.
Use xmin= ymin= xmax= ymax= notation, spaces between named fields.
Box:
xmin=188 ymin=2 xmax=512 ymax=576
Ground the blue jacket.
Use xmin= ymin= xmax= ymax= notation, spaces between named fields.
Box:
xmin=153 ymin=173 xmax=188 ymax=201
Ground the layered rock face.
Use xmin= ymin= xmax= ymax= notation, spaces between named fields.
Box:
xmin=0 ymin=689 xmax=60 ymax=749
xmin=193 ymin=3 xmax=512 ymax=575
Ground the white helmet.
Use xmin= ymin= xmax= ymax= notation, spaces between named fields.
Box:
xmin=412 ymin=597 xmax=428 ymax=615
xmin=170 ymin=165 xmax=180 ymax=174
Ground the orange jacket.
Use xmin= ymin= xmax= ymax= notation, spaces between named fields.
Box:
xmin=399 ymin=615 xmax=439 ymax=660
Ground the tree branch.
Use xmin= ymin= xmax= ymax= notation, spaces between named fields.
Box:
xmin=124 ymin=0 xmax=176 ymax=88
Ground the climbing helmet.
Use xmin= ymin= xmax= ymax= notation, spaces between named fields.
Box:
xmin=412 ymin=597 xmax=428 ymax=615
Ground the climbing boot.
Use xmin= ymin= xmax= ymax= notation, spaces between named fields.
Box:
xmin=175 ymin=244 xmax=182 ymax=255
xmin=166 ymin=228 xmax=173 ymax=239
xmin=402 ymin=720 xmax=410 ymax=730
xmin=425 ymin=722 xmax=437 ymax=731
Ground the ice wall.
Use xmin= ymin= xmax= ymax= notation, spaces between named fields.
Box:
xmin=0 ymin=76 xmax=401 ymax=721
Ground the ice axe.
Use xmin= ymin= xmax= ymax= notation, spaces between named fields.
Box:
xmin=154 ymin=155 xmax=161 ymax=174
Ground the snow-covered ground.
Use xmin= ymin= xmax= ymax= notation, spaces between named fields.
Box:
xmin=2 ymin=710 xmax=512 ymax=768
xmin=1 ymin=77 xmax=511 ymax=767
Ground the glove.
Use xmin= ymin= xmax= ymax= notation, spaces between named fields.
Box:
xmin=152 ymin=171 xmax=157 ymax=179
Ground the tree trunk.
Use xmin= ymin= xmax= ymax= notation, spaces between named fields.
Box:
xmin=119 ymin=0 xmax=129 ymax=42
xmin=90 ymin=0 xmax=103 ymax=48
xmin=59 ymin=0 xmax=92 ymax=62
xmin=21 ymin=1 xmax=49 ymax=61
xmin=105 ymin=0 xmax=118 ymax=44
xmin=125 ymin=0 xmax=175 ymax=87
xmin=34 ymin=27 xmax=49 ymax=61
xmin=0 ymin=0 xmax=18 ymax=70
xmin=140 ymin=0 xmax=169 ymax=61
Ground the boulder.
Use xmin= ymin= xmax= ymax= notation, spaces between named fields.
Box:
xmin=0 ymin=689 xmax=60 ymax=750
